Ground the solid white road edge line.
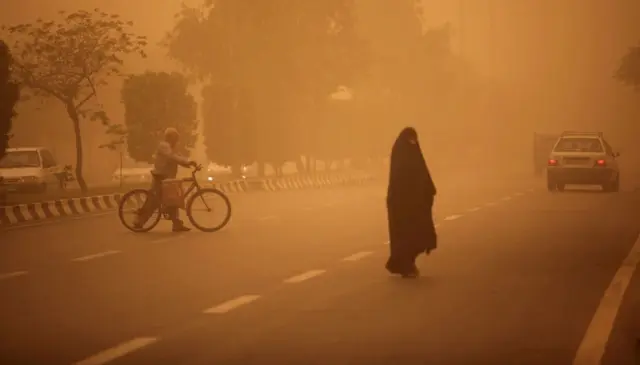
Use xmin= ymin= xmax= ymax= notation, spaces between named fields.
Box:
xmin=74 ymin=337 xmax=158 ymax=365
xmin=572 ymin=233 xmax=640 ymax=365
xmin=71 ymin=250 xmax=121 ymax=262
xmin=283 ymin=269 xmax=326 ymax=283
xmin=203 ymin=295 xmax=262 ymax=314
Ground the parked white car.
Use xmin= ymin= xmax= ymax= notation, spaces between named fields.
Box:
xmin=0 ymin=147 xmax=63 ymax=193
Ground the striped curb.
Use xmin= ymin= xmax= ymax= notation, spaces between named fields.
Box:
xmin=0 ymin=171 xmax=375 ymax=227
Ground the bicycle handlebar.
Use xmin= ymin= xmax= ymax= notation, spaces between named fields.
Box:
xmin=191 ymin=164 xmax=204 ymax=175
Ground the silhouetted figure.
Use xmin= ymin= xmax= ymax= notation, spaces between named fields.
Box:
xmin=385 ymin=127 xmax=437 ymax=278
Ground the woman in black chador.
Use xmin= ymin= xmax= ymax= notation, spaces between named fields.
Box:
xmin=385 ymin=127 xmax=437 ymax=278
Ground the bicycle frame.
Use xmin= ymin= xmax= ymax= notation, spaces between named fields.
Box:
xmin=159 ymin=166 xmax=211 ymax=217
xmin=181 ymin=177 xmax=201 ymax=199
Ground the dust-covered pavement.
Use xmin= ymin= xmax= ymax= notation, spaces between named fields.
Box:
xmin=0 ymin=174 xmax=639 ymax=365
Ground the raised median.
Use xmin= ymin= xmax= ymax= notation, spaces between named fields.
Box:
xmin=0 ymin=169 xmax=376 ymax=227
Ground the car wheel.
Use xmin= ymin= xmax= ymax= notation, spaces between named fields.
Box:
xmin=547 ymin=179 xmax=556 ymax=192
xmin=557 ymin=183 xmax=565 ymax=192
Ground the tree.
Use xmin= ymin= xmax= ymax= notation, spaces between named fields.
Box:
xmin=0 ymin=40 xmax=19 ymax=160
xmin=615 ymin=43 xmax=640 ymax=90
xmin=121 ymin=71 xmax=198 ymax=163
xmin=2 ymin=9 xmax=147 ymax=191
xmin=165 ymin=0 xmax=368 ymax=173
xmin=354 ymin=0 xmax=423 ymax=101
xmin=351 ymin=0 xmax=429 ymax=155
xmin=353 ymin=1 xmax=465 ymax=150
xmin=201 ymin=84 xmax=257 ymax=175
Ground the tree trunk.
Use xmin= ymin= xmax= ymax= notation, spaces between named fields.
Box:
xmin=65 ymin=102 xmax=88 ymax=193
xmin=295 ymin=157 xmax=305 ymax=174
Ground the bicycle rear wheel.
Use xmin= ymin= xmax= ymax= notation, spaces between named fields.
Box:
xmin=118 ymin=189 xmax=162 ymax=233
xmin=185 ymin=188 xmax=232 ymax=232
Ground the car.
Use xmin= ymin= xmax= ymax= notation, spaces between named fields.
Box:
xmin=205 ymin=163 xmax=256 ymax=181
xmin=546 ymin=131 xmax=620 ymax=192
xmin=0 ymin=147 xmax=63 ymax=193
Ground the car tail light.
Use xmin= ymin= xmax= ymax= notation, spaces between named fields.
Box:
xmin=548 ymin=159 xmax=558 ymax=166
xmin=596 ymin=159 xmax=606 ymax=166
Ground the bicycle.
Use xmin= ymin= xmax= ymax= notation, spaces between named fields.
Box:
xmin=117 ymin=165 xmax=232 ymax=233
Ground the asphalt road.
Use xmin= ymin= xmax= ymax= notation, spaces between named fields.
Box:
xmin=0 ymin=174 xmax=639 ymax=365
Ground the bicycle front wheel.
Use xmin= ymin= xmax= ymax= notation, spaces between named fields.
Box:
xmin=118 ymin=189 xmax=161 ymax=233
xmin=186 ymin=188 xmax=232 ymax=232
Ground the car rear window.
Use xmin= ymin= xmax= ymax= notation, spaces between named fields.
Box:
xmin=553 ymin=138 xmax=603 ymax=153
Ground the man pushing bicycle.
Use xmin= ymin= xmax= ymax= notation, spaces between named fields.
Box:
xmin=134 ymin=127 xmax=198 ymax=232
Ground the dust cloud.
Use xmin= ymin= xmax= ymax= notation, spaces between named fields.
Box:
xmin=1 ymin=0 xmax=639 ymax=183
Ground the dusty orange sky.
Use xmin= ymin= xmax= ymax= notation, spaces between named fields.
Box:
xmin=1 ymin=0 xmax=639 ymax=182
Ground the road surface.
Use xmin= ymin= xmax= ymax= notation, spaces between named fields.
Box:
xmin=0 ymin=176 xmax=639 ymax=365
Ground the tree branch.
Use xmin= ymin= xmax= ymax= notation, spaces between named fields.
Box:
xmin=10 ymin=57 xmax=72 ymax=99
xmin=75 ymin=89 xmax=96 ymax=109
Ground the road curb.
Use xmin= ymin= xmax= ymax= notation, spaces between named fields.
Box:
xmin=0 ymin=171 xmax=376 ymax=227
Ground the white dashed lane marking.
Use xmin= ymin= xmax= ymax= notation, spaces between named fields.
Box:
xmin=71 ymin=250 xmax=121 ymax=263
xmin=0 ymin=271 xmax=28 ymax=281
xmin=74 ymin=337 xmax=158 ymax=365
xmin=501 ymin=196 xmax=512 ymax=201
xmin=515 ymin=192 xmax=525 ymax=196
xmin=467 ymin=207 xmax=481 ymax=213
xmin=342 ymin=251 xmax=373 ymax=262
xmin=203 ymin=295 xmax=262 ymax=314
xmin=485 ymin=202 xmax=498 ymax=207
xmin=443 ymin=214 xmax=463 ymax=221
xmin=283 ymin=269 xmax=326 ymax=283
